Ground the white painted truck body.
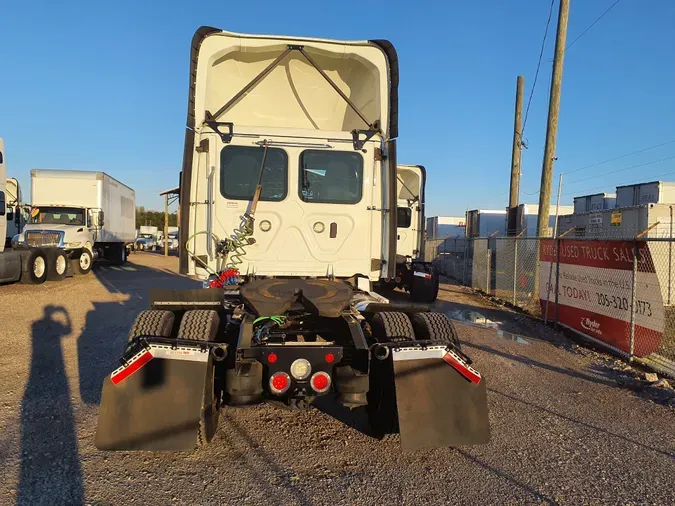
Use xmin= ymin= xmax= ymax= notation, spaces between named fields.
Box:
xmin=396 ymin=165 xmax=425 ymax=259
xmin=27 ymin=169 xmax=136 ymax=246
xmin=180 ymin=29 xmax=399 ymax=281
xmin=0 ymin=139 xmax=26 ymax=282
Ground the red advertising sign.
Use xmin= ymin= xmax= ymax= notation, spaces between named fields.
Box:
xmin=539 ymin=240 xmax=664 ymax=357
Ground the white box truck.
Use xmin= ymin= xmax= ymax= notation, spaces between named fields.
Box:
xmin=16 ymin=169 xmax=136 ymax=277
xmin=136 ymin=225 xmax=159 ymax=251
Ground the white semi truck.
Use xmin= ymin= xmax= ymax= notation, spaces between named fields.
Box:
xmin=380 ymin=164 xmax=439 ymax=302
xmin=96 ymin=28 xmax=489 ymax=452
xmin=4 ymin=177 xmax=27 ymax=247
xmin=16 ymin=169 xmax=136 ymax=277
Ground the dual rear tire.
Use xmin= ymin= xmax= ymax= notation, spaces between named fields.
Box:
xmin=366 ymin=311 xmax=460 ymax=439
xmin=127 ymin=309 xmax=221 ymax=448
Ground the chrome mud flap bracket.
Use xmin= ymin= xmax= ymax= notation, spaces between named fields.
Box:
xmin=95 ymin=341 xmax=215 ymax=451
xmin=391 ymin=345 xmax=490 ymax=451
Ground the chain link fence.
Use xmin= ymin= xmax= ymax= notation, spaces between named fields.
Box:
xmin=426 ymin=235 xmax=675 ymax=377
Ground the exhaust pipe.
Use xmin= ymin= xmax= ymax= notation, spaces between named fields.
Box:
xmin=373 ymin=344 xmax=390 ymax=361
xmin=210 ymin=344 xmax=228 ymax=362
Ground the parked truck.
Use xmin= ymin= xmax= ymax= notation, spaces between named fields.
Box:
xmin=378 ymin=164 xmax=439 ymax=302
xmin=136 ymin=225 xmax=159 ymax=251
xmin=4 ymin=177 xmax=27 ymax=248
xmin=1 ymin=139 xmax=54 ymax=284
xmin=96 ymin=28 xmax=489 ymax=452
xmin=16 ymin=169 xmax=135 ymax=276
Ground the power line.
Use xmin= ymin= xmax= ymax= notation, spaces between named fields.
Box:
xmin=566 ymin=154 xmax=675 ymax=186
xmin=564 ymin=0 xmax=623 ymax=53
xmin=518 ymin=140 xmax=675 ymax=196
xmin=563 ymin=138 xmax=675 ymax=176
xmin=563 ymin=169 xmax=675 ymax=197
xmin=521 ymin=0 xmax=556 ymax=139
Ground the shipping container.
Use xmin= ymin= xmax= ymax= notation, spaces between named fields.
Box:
xmin=615 ymin=181 xmax=675 ymax=208
xmin=513 ymin=204 xmax=575 ymax=237
xmin=465 ymin=210 xmax=506 ymax=238
xmin=558 ymin=204 xmax=674 ymax=239
xmin=425 ymin=216 xmax=465 ymax=239
xmin=573 ymin=193 xmax=616 ymax=214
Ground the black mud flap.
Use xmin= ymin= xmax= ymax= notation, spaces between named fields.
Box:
xmin=95 ymin=344 xmax=212 ymax=451
xmin=392 ymin=346 xmax=490 ymax=451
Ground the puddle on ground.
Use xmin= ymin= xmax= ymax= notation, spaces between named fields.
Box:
xmin=447 ymin=309 xmax=531 ymax=345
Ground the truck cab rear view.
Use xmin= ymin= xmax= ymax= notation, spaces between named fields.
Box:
xmin=96 ymin=28 xmax=490 ymax=452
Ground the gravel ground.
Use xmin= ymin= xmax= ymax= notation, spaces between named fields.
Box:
xmin=0 ymin=253 xmax=673 ymax=506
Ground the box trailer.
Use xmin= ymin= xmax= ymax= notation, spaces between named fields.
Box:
xmin=425 ymin=216 xmax=465 ymax=239
xmin=466 ymin=210 xmax=507 ymax=238
xmin=16 ymin=170 xmax=136 ymax=275
xmin=573 ymin=193 xmax=616 ymax=214
xmin=616 ymin=181 xmax=675 ymax=208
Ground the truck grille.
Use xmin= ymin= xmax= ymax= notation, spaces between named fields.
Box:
xmin=25 ymin=231 xmax=63 ymax=247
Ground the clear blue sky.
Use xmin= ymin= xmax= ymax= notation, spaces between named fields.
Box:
xmin=1 ymin=0 xmax=674 ymax=216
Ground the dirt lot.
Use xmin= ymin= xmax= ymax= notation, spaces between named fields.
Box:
xmin=0 ymin=253 xmax=673 ymax=506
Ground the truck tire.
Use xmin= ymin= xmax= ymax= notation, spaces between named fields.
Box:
xmin=411 ymin=312 xmax=461 ymax=349
xmin=367 ymin=312 xmax=415 ymax=439
xmin=46 ymin=248 xmax=68 ymax=281
xmin=110 ymin=243 xmax=127 ymax=265
xmin=177 ymin=310 xmax=221 ymax=447
xmin=20 ymin=249 xmax=48 ymax=284
xmin=128 ymin=310 xmax=175 ymax=341
xmin=410 ymin=264 xmax=439 ymax=303
xmin=73 ymin=249 xmax=93 ymax=275
xmin=177 ymin=310 xmax=220 ymax=341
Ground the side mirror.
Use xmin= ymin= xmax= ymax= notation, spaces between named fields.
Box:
xmin=98 ymin=210 xmax=105 ymax=227
xmin=87 ymin=211 xmax=92 ymax=228
xmin=7 ymin=210 xmax=14 ymax=222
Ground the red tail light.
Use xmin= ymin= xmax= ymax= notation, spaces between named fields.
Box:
xmin=267 ymin=352 xmax=278 ymax=364
xmin=269 ymin=372 xmax=291 ymax=394
xmin=310 ymin=372 xmax=331 ymax=393
xmin=325 ymin=353 xmax=335 ymax=364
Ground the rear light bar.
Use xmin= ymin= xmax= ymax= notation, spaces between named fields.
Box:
xmin=391 ymin=345 xmax=482 ymax=385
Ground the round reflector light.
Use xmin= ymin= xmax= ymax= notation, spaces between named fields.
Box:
xmin=267 ymin=352 xmax=278 ymax=364
xmin=311 ymin=372 xmax=331 ymax=393
xmin=290 ymin=358 xmax=311 ymax=380
xmin=269 ymin=372 xmax=290 ymax=394
xmin=325 ymin=353 xmax=335 ymax=364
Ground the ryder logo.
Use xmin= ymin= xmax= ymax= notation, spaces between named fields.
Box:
xmin=580 ymin=317 xmax=602 ymax=335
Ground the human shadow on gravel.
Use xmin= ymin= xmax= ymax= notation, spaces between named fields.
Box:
xmin=18 ymin=305 xmax=84 ymax=506
xmin=77 ymin=261 xmax=200 ymax=405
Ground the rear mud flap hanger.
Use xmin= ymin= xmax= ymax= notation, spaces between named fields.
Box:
xmin=203 ymin=44 xmax=381 ymax=150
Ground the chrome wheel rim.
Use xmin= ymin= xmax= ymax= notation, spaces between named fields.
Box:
xmin=80 ymin=253 xmax=91 ymax=270
xmin=33 ymin=256 xmax=46 ymax=278
xmin=55 ymin=255 xmax=66 ymax=275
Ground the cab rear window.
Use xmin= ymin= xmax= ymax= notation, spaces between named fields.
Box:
xmin=299 ymin=150 xmax=363 ymax=204
xmin=220 ymin=146 xmax=288 ymax=201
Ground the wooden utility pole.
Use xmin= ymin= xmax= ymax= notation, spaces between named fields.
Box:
xmin=508 ymin=75 xmax=524 ymax=235
xmin=164 ymin=193 xmax=169 ymax=257
xmin=536 ymin=0 xmax=570 ymax=237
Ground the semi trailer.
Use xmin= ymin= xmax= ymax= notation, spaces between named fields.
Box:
xmin=17 ymin=169 xmax=136 ymax=275
xmin=96 ymin=28 xmax=489 ymax=452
